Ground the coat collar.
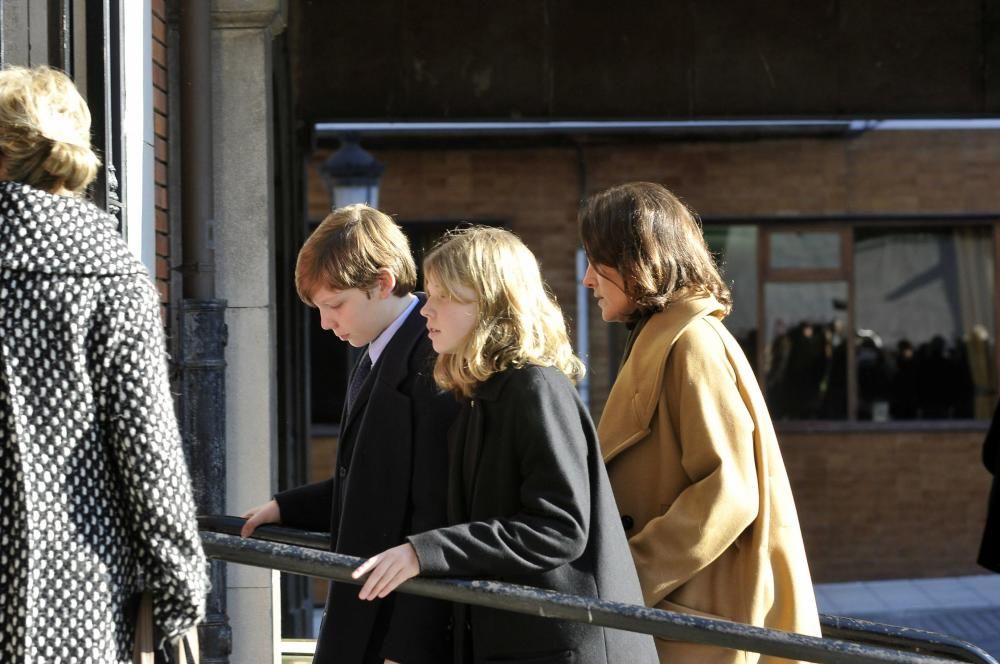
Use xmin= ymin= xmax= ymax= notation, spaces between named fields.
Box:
xmin=600 ymin=295 xmax=725 ymax=463
xmin=471 ymin=366 xmax=520 ymax=402
xmin=0 ymin=180 xmax=143 ymax=276
xmin=342 ymin=293 xmax=429 ymax=427
xmin=372 ymin=292 xmax=430 ymax=388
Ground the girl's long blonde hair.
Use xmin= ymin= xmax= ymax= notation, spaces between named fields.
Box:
xmin=424 ymin=226 xmax=585 ymax=398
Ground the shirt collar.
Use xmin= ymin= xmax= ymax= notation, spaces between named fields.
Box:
xmin=367 ymin=294 xmax=419 ymax=365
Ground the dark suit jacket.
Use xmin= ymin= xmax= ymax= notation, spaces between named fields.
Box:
xmin=276 ymin=294 xmax=459 ymax=663
xmin=408 ymin=365 xmax=657 ymax=664
xmin=980 ymin=399 xmax=1000 ymax=573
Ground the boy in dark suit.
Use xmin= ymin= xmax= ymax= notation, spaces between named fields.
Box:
xmin=241 ymin=204 xmax=458 ymax=663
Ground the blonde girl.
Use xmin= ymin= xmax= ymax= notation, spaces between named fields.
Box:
xmin=353 ymin=226 xmax=657 ymax=664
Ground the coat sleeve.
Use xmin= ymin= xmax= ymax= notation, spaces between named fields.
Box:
xmin=984 ymin=399 xmax=1000 ymax=476
xmin=101 ymin=279 xmax=208 ymax=639
xmin=274 ymin=479 xmax=335 ymax=532
xmin=380 ymin=347 xmax=458 ymax=664
xmin=629 ymin=320 xmax=759 ymax=606
xmin=407 ymin=369 xmax=591 ymax=578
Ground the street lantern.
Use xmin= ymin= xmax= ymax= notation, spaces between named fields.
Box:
xmin=320 ymin=135 xmax=384 ymax=209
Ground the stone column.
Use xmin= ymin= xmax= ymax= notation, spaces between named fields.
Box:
xmin=211 ymin=2 xmax=286 ymax=662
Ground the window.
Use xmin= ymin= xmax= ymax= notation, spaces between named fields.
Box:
xmin=764 ymin=281 xmax=848 ymax=420
xmin=760 ymin=227 xmax=850 ymax=421
xmin=705 ymin=221 xmax=997 ymax=425
xmin=854 ymin=226 xmax=995 ymax=420
xmin=705 ymin=225 xmax=759 ymax=369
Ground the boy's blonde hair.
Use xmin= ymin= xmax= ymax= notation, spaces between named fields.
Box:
xmin=296 ymin=204 xmax=417 ymax=305
xmin=424 ymin=226 xmax=585 ymax=398
xmin=0 ymin=65 xmax=100 ymax=194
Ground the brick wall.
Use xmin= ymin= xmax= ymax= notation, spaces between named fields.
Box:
xmin=783 ymin=429 xmax=991 ymax=582
xmin=305 ymin=130 xmax=999 ymax=581
xmin=152 ymin=0 xmax=170 ymax=321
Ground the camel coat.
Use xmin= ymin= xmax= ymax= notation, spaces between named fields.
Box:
xmin=599 ymin=296 xmax=821 ymax=664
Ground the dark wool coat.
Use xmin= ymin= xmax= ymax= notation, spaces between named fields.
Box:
xmin=408 ymin=365 xmax=658 ymax=664
xmin=979 ymin=399 xmax=1000 ymax=573
xmin=0 ymin=181 xmax=208 ymax=663
xmin=275 ymin=297 xmax=458 ymax=664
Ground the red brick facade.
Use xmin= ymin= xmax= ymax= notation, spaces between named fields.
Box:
xmin=783 ymin=429 xmax=988 ymax=581
xmin=306 ymin=129 xmax=999 ymax=581
xmin=152 ymin=0 xmax=170 ymax=320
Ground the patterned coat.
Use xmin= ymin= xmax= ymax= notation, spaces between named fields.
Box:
xmin=0 ymin=181 xmax=208 ymax=663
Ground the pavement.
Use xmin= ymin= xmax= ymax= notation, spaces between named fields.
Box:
xmin=815 ymin=575 xmax=1000 ymax=659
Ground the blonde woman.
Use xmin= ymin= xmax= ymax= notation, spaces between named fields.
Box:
xmin=579 ymin=182 xmax=821 ymax=663
xmin=353 ymin=227 xmax=657 ymax=664
xmin=0 ymin=66 xmax=207 ymax=662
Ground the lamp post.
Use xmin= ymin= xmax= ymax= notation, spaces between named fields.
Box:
xmin=320 ymin=135 xmax=384 ymax=209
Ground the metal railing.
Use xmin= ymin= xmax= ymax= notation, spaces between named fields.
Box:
xmin=198 ymin=516 xmax=998 ymax=664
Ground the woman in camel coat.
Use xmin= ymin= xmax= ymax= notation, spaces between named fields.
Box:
xmin=579 ymin=182 xmax=821 ymax=664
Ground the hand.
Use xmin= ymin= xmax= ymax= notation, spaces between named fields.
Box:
xmin=384 ymin=660 xmax=399 ymax=664
xmin=240 ymin=500 xmax=281 ymax=538
xmin=352 ymin=543 xmax=420 ymax=601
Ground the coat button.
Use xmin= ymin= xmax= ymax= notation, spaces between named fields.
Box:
xmin=621 ymin=515 xmax=634 ymax=531
xmin=339 ymin=466 xmax=347 ymax=478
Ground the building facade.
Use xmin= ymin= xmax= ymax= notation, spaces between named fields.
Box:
xmin=306 ymin=126 xmax=998 ymax=582
xmin=4 ymin=2 xmax=999 ymax=661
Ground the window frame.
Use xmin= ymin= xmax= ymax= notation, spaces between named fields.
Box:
xmin=702 ymin=214 xmax=999 ymax=432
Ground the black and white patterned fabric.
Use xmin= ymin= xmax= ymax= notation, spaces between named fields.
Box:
xmin=0 ymin=181 xmax=208 ymax=663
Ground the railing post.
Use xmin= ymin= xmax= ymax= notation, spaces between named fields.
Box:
xmin=178 ymin=302 xmax=230 ymax=663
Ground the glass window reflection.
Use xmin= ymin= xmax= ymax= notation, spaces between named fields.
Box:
xmin=854 ymin=227 xmax=995 ymax=420
xmin=704 ymin=225 xmax=758 ymax=370
xmin=770 ymin=231 xmax=841 ymax=270
xmin=764 ymin=282 xmax=848 ymax=420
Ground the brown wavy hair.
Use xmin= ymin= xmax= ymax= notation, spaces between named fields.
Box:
xmin=579 ymin=181 xmax=731 ymax=319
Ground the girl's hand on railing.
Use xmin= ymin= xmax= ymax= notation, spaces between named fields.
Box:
xmin=353 ymin=543 xmax=420 ymax=600
xmin=240 ymin=500 xmax=281 ymax=538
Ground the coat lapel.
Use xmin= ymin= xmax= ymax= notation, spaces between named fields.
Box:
xmin=600 ymin=296 xmax=725 ymax=464
xmin=341 ymin=354 xmax=375 ymax=431
xmin=446 ymin=405 xmax=471 ymax=522
xmin=464 ymin=398 xmax=486 ymax=509
xmin=459 ymin=370 xmax=512 ymax=515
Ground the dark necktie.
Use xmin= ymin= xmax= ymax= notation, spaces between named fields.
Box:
xmin=347 ymin=350 xmax=373 ymax=413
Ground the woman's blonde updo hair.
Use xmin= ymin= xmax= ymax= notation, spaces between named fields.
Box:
xmin=424 ymin=226 xmax=585 ymax=398
xmin=0 ymin=65 xmax=100 ymax=194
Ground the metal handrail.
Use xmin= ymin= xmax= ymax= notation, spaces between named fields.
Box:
xmin=198 ymin=516 xmax=998 ymax=664
xmin=820 ymin=616 xmax=996 ymax=664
